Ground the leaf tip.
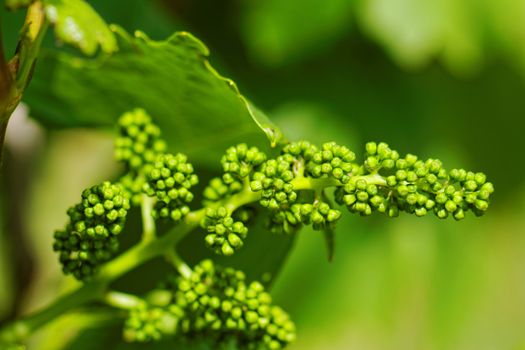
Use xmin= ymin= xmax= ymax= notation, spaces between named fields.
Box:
xmin=169 ymin=31 xmax=210 ymax=56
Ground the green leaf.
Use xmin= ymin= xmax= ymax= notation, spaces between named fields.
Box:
xmin=42 ymin=0 xmax=117 ymax=55
xmin=24 ymin=28 xmax=285 ymax=163
xmin=5 ymin=0 xmax=32 ymax=10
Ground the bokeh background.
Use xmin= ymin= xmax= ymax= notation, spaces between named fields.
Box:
xmin=1 ymin=0 xmax=525 ymax=349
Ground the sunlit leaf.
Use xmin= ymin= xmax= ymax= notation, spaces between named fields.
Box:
xmin=43 ymin=0 xmax=117 ymax=55
xmin=24 ymin=28 xmax=285 ymax=163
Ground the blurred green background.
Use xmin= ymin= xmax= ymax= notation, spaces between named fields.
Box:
xmin=1 ymin=0 xmax=525 ymax=349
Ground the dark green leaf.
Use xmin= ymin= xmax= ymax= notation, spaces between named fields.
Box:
xmin=42 ymin=0 xmax=117 ymax=55
xmin=24 ymin=28 xmax=284 ymax=163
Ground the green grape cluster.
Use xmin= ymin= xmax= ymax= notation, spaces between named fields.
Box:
xmin=114 ymin=108 xmax=167 ymax=170
xmin=122 ymin=261 xmax=295 ymax=349
xmin=203 ymin=144 xmax=266 ymax=203
xmin=222 ymin=143 xmax=267 ymax=178
xmin=144 ymin=153 xmax=199 ymax=221
xmin=114 ymin=109 xmax=167 ymax=205
xmin=281 ymin=140 xmax=317 ymax=162
xmin=305 ymin=142 xmax=359 ymax=182
xmin=53 ymin=182 xmax=130 ymax=280
xmin=171 ymin=260 xmax=296 ymax=350
xmin=334 ymin=142 xmax=494 ymax=219
xmin=14 ymin=110 xmax=497 ymax=350
xmin=249 ymin=140 xmax=326 ymax=211
xmin=363 ymin=141 xmax=399 ymax=173
xmin=203 ymin=177 xmax=242 ymax=203
xmin=336 ymin=179 xmax=398 ymax=217
xmin=201 ymin=207 xmax=249 ymax=256
xmin=250 ymin=157 xmax=297 ymax=210
xmin=118 ymin=173 xmax=147 ymax=206
xmin=124 ymin=301 xmax=183 ymax=342
xmin=268 ymin=201 xmax=342 ymax=234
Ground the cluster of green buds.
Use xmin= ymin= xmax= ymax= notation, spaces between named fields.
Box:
xmin=171 ymin=260 xmax=295 ymax=349
xmin=53 ymin=182 xmax=130 ymax=280
xmin=268 ymin=202 xmax=342 ymax=234
xmin=122 ymin=260 xmax=295 ymax=348
xmin=114 ymin=108 xmax=167 ymax=170
xmin=250 ymin=157 xmax=297 ymax=210
xmin=305 ymin=141 xmax=358 ymax=181
xmin=203 ymin=177 xmax=241 ymax=204
xmin=144 ymin=153 xmax=199 ymax=221
xmin=203 ymin=144 xmax=266 ymax=204
xmin=114 ymin=109 xmax=167 ymax=205
xmin=334 ymin=142 xmax=494 ymax=219
xmin=201 ymin=207 xmax=249 ymax=256
xmin=123 ymin=301 xmax=184 ymax=343
xmin=336 ymin=179 xmax=397 ymax=216
xmin=45 ymin=106 xmax=496 ymax=350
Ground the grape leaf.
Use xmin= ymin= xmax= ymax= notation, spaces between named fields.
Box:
xmin=42 ymin=0 xmax=117 ymax=55
xmin=24 ymin=27 xmax=284 ymax=163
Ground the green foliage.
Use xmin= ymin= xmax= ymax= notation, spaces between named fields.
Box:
xmin=42 ymin=0 xmax=117 ymax=55
xmin=0 ymin=2 xmax=502 ymax=348
xmin=240 ymin=0 xmax=525 ymax=75
xmin=53 ymin=181 xmax=130 ymax=280
xmin=24 ymin=28 xmax=284 ymax=163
